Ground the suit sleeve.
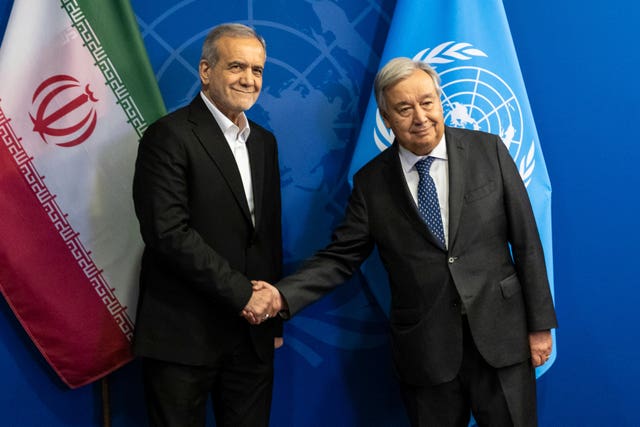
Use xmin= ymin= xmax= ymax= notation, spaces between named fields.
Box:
xmin=133 ymin=120 xmax=252 ymax=312
xmin=277 ymin=175 xmax=375 ymax=316
xmin=496 ymin=137 xmax=557 ymax=331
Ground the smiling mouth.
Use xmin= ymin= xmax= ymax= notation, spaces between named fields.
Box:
xmin=412 ymin=126 xmax=432 ymax=135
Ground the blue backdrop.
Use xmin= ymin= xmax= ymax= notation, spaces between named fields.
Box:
xmin=1 ymin=1 xmax=639 ymax=426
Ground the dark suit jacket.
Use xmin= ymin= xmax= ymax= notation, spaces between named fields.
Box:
xmin=277 ymin=126 xmax=557 ymax=386
xmin=132 ymin=95 xmax=283 ymax=365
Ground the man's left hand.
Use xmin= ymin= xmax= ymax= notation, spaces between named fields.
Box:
xmin=529 ymin=330 xmax=553 ymax=367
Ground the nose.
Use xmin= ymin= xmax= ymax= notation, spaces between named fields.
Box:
xmin=239 ymin=69 xmax=255 ymax=86
xmin=412 ymin=106 xmax=428 ymax=124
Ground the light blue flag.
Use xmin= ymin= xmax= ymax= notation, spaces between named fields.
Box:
xmin=350 ymin=0 xmax=556 ymax=377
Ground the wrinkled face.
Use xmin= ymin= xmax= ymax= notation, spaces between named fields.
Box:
xmin=381 ymin=69 xmax=445 ymax=156
xmin=199 ymin=36 xmax=266 ymax=125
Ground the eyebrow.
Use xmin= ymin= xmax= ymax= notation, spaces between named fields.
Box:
xmin=393 ymin=101 xmax=412 ymax=109
xmin=393 ymin=93 xmax=435 ymax=106
xmin=227 ymin=60 xmax=263 ymax=70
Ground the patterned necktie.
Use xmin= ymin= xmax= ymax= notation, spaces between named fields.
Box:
xmin=415 ymin=157 xmax=446 ymax=248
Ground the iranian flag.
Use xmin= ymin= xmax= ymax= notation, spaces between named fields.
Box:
xmin=0 ymin=0 xmax=165 ymax=388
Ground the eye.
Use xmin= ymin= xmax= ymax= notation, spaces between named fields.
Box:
xmin=252 ymin=67 xmax=263 ymax=77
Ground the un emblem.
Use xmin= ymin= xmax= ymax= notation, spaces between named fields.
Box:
xmin=374 ymin=41 xmax=536 ymax=187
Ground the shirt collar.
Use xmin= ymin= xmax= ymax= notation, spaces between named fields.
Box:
xmin=398 ymin=133 xmax=448 ymax=173
xmin=200 ymin=91 xmax=250 ymax=143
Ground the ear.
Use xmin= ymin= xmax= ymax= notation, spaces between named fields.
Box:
xmin=199 ymin=60 xmax=210 ymax=85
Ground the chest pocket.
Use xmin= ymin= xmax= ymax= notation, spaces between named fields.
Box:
xmin=464 ymin=180 xmax=495 ymax=203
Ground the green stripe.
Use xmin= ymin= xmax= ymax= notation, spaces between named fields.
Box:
xmin=64 ymin=0 xmax=166 ymax=133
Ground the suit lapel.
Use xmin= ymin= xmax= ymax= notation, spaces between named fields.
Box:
xmin=383 ymin=143 xmax=441 ymax=247
xmin=445 ymin=127 xmax=467 ymax=250
xmin=188 ymin=96 xmax=253 ymax=225
xmin=246 ymin=128 xmax=264 ymax=229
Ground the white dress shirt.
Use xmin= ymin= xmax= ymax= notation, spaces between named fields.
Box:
xmin=200 ymin=92 xmax=255 ymax=225
xmin=398 ymin=135 xmax=449 ymax=247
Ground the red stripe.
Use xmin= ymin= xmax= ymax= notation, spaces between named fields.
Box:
xmin=0 ymin=114 xmax=132 ymax=388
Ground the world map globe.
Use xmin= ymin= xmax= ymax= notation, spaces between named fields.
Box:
xmin=135 ymin=0 xmax=394 ymax=263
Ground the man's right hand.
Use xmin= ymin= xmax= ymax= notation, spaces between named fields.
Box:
xmin=241 ymin=280 xmax=284 ymax=325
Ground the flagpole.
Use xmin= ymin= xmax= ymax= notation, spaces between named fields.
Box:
xmin=101 ymin=377 xmax=111 ymax=427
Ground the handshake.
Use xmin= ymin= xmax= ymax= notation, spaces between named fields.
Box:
xmin=241 ymin=280 xmax=286 ymax=325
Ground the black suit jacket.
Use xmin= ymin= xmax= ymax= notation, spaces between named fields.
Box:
xmin=132 ymin=95 xmax=283 ymax=365
xmin=277 ymin=126 xmax=557 ymax=386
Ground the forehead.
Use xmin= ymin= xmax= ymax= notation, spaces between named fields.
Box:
xmin=215 ymin=36 xmax=266 ymax=64
xmin=385 ymin=70 xmax=438 ymax=102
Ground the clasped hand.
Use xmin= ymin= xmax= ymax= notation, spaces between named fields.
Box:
xmin=241 ymin=280 xmax=284 ymax=325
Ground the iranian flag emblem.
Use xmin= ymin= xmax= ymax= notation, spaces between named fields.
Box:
xmin=0 ymin=0 xmax=165 ymax=388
